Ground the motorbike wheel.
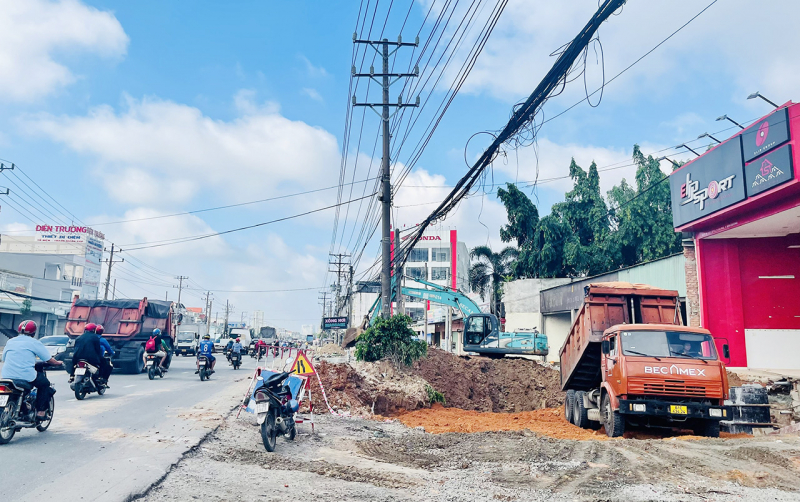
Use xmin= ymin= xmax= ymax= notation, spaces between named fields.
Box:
xmin=148 ymin=366 xmax=155 ymax=380
xmin=97 ymin=383 xmax=106 ymax=396
xmin=261 ymin=410 xmax=278 ymax=452
xmin=36 ymin=397 xmax=55 ymax=432
xmin=158 ymin=369 xmax=164 ymax=379
xmin=0 ymin=402 xmax=18 ymax=444
xmin=74 ymin=384 xmax=87 ymax=400
xmin=286 ymin=423 xmax=297 ymax=441
xmin=200 ymin=369 xmax=206 ymax=381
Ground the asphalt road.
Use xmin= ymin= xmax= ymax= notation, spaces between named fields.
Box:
xmin=0 ymin=352 xmax=286 ymax=501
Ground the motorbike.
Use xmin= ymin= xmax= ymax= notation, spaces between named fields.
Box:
xmin=145 ymin=354 xmax=166 ymax=380
xmin=70 ymin=359 xmax=108 ymax=400
xmin=0 ymin=362 xmax=57 ymax=445
xmin=198 ymin=355 xmax=212 ymax=381
xmin=254 ymin=371 xmax=299 ymax=452
xmin=229 ymin=351 xmax=242 ymax=370
xmin=271 ymin=345 xmax=279 ymax=358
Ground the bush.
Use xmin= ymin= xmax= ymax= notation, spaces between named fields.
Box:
xmin=425 ymin=384 xmax=445 ymax=405
xmin=354 ymin=314 xmax=427 ymax=367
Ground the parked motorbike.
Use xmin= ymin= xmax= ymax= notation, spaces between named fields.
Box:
xmin=70 ymin=359 xmax=107 ymax=400
xmin=229 ymin=351 xmax=242 ymax=370
xmin=198 ymin=356 xmax=212 ymax=381
xmin=254 ymin=371 xmax=299 ymax=452
xmin=145 ymin=354 xmax=166 ymax=380
xmin=0 ymin=362 xmax=57 ymax=445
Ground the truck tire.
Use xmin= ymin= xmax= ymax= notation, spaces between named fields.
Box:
xmin=573 ymin=391 xmax=590 ymax=429
xmin=602 ymin=393 xmax=625 ymax=438
xmin=564 ymin=390 xmax=575 ymax=424
xmin=693 ymin=419 xmax=720 ymax=438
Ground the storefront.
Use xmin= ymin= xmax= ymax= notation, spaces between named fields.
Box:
xmin=670 ymin=102 xmax=800 ymax=369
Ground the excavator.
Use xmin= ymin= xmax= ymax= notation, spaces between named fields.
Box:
xmin=345 ymin=276 xmax=549 ymax=359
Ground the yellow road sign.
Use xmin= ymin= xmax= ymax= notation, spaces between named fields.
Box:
xmin=290 ymin=352 xmax=315 ymax=376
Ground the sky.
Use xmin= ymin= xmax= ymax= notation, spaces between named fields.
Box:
xmin=0 ymin=0 xmax=797 ymax=331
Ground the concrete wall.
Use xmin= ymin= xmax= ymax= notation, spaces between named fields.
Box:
xmin=503 ymin=278 xmax=572 ymax=363
xmin=617 ymin=253 xmax=686 ymax=297
xmin=543 ymin=312 xmax=573 ymax=360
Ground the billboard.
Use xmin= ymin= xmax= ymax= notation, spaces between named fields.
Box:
xmin=741 ymin=108 xmax=790 ymax=163
xmin=745 ymin=144 xmax=794 ymax=197
xmin=323 ymin=316 xmax=348 ymax=330
xmin=36 ymin=225 xmax=106 ymax=243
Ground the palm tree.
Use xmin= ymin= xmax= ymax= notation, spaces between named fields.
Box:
xmin=468 ymin=246 xmax=518 ymax=315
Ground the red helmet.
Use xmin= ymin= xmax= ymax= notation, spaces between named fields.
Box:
xmin=95 ymin=324 xmax=105 ymax=335
xmin=84 ymin=322 xmax=98 ymax=333
xmin=18 ymin=320 xmax=37 ymax=336
xmin=236 ymin=338 xmax=240 ymax=342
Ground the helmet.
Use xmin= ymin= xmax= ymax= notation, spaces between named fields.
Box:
xmin=95 ymin=324 xmax=105 ymax=335
xmin=153 ymin=328 xmax=161 ymax=336
xmin=203 ymin=334 xmax=211 ymax=339
xmin=236 ymin=338 xmax=240 ymax=342
xmin=18 ymin=320 xmax=37 ymax=336
xmin=84 ymin=322 xmax=97 ymax=333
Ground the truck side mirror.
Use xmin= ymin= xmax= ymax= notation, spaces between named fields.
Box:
xmin=722 ymin=344 xmax=730 ymax=359
xmin=601 ymin=340 xmax=610 ymax=355
xmin=195 ymin=334 xmax=199 ymax=339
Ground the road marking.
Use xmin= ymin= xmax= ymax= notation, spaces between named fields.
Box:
xmin=124 ymin=385 xmax=136 ymax=388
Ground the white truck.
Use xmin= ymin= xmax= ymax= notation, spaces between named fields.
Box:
xmin=229 ymin=328 xmax=252 ymax=354
xmin=175 ymin=324 xmax=208 ymax=356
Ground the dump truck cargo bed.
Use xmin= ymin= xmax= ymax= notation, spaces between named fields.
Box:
xmin=559 ymin=282 xmax=682 ymax=391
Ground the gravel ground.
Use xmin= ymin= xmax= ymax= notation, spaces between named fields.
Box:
xmin=140 ymin=410 xmax=800 ymax=502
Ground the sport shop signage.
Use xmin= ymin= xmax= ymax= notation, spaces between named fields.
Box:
xmin=741 ymin=108 xmax=790 ymax=163
xmin=745 ymin=144 xmax=794 ymax=197
xmin=670 ymin=137 xmax=746 ymax=227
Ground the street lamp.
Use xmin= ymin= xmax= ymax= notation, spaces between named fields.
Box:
xmin=675 ymin=143 xmax=700 ymax=157
xmin=747 ymin=91 xmax=779 ymax=109
xmin=656 ymin=156 xmax=681 ymax=168
xmin=697 ymin=132 xmax=721 ymax=144
xmin=716 ymin=114 xmax=745 ymax=130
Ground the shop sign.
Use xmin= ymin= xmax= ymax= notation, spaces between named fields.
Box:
xmin=745 ymin=144 xmax=794 ymax=197
xmin=670 ymin=138 xmax=746 ymax=227
xmin=741 ymin=108 xmax=790 ymax=163
xmin=35 ymin=225 xmax=106 ymax=243
xmin=322 ymin=316 xmax=348 ymax=329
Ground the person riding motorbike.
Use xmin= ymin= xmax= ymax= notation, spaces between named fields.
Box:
xmin=95 ymin=324 xmax=115 ymax=383
xmin=144 ymin=328 xmax=170 ymax=370
xmin=232 ymin=338 xmax=243 ymax=356
xmin=1 ymin=320 xmax=62 ymax=418
xmin=196 ymin=334 xmax=216 ymax=374
xmin=71 ymin=322 xmax=108 ymax=385
xmin=155 ymin=329 xmax=173 ymax=370
xmin=224 ymin=337 xmax=235 ymax=360
xmin=253 ymin=338 xmax=267 ymax=358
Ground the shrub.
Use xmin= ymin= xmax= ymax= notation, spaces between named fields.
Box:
xmin=425 ymin=384 xmax=445 ymax=405
xmin=354 ymin=314 xmax=427 ymax=367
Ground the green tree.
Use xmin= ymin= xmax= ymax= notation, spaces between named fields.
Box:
xmin=355 ymin=314 xmax=427 ymax=367
xmin=468 ymin=245 xmax=518 ymax=314
xmin=497 ymin=183 xmax=539 ymax=248
xmin=19 ymin=299 xmax=32 ymax=318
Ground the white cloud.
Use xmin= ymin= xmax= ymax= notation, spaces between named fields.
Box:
xmin=302 ymin=88 xmax=324 ymax=102
xmin=22 ymin=92 xmax=341 ymax=207
xmin=459 ymin=0 xmax=800 ymax=105
xmin=0 ymin=0 xmax=128 ymax=101
xmin=299 ymin=55 xmax=329 ymax=78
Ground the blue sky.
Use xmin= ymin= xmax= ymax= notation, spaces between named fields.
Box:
xmin=0 ymin=0 xmax=797 ymax=330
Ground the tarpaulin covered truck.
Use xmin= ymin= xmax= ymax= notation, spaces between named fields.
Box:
xmin=62 ymin=298 xmax=176 ymax=374
xmin=560 ymin=282 xmax=731 ymax=437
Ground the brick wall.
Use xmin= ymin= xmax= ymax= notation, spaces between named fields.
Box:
xmin=682 ymin=236 xmax=701 ymax=327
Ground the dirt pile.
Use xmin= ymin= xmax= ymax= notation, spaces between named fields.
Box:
xmin=317 ymin=343 xmax=345 ymax=356
xmin=310 ymin=348 xmax=563 ymax=416
xmin=413 ymin=349 xmax=563 ymax=412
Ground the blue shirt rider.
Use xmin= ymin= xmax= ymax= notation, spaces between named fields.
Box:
xmin=232 ymin=339 xmax=243 ymax=354
xmin=196 ymin=334 xmax=216 ymax=374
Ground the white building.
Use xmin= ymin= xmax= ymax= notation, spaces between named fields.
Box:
xmin=251 ymin=310 xmax=264 ymax=332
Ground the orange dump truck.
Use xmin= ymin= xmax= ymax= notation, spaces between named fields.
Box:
xmin=559 ymin=282 xmax=731 ymax=437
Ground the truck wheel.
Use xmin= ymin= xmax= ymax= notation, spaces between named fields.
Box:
xmin=602 ymin=394 xmax=625 ymax=438
xmin=693 ymin=420 xmax=720 ymax=438
xmin=564 ymin=390 xmax=575 ymax=424
xmin=573 ymin=391 xmax=590 ymax=429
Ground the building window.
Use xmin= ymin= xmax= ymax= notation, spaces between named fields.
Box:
xmin=430 ymin=267 xmax=450 ymax=281
xmin=405 ymin=307 xmax=425 ymax=322
xmin=431 ymin=248 xmax=450 ymax=262
xmin=408 ymin=248 xmax=428 ymax=262
xmin=407 ymin=267 xmax=427 ymax=280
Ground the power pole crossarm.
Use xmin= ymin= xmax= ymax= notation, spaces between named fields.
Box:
xmin=352 ymin=36 xmax=418 ymax=318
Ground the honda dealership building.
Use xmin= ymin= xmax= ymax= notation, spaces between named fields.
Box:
xmin=670 ymin=102 xmax=800 ymax=369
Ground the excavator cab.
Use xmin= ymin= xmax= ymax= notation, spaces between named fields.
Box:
xmin=464 ymin=314 xmax=498 ymax=347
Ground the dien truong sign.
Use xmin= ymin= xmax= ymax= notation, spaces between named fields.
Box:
xmin=35 ymin=224 xmax=106 ymax=243
xmin=322 ymin=316 xmax=348 ymax=329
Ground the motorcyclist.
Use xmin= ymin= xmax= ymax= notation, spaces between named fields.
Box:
xmin=231 ymin=338 xmax=243 ymax=359
xmin=71 ymin=322 xmax=107 ymax=385
xmin=1 ymin=320 xmax=62 ymax=418
xmin=253 ymin=338 xmax=267 ymax=358
xmin=224 ymin=337 xmax=235 ymax=360
xmin=144 ymin=328 xmax=170 ymax=370
xmin=196 ymin=334 xmax=216 ymax=374
xmin=155 ymin=329 xmax=173 ymax=370
xmin=95 ymin=324 xmax=115 ymax=384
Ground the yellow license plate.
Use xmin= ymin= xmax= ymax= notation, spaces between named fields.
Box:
xmin=669 ymin=405 xmax=688 ymax=415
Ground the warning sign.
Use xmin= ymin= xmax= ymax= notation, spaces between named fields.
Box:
xmin=290 ymin=351 xmax=316 ymax=376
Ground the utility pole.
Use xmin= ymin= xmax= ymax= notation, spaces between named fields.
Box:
xmin=203 ymin=291 xmax=213 ymax=333
xmin=394 ymin=228 xmax=403 ymax=317
xmin=112 ymin=279 xmax=116 ymax=300
xmin=352 ymin=34 xmax=419 ymax=317
xmin=328 ymin=253 xmax=351 ymax=315
xmin=223 ymin=300 xmax=233 ymax=337
xmin=103 ymin=243 xmax=124 ymax=300
xmin=173 ymin=275 xmax=188 ymax=307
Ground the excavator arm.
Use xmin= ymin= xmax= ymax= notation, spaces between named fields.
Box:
xmin=367 ymin=276 xmax=482 ymax=324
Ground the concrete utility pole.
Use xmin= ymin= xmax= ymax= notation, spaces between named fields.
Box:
xmin=394 ymin=228 xmax=403 ymax=316
xmin=112 ymin=279 xmax=116 ymax=300
xmin=328 ymin=253 xmax=351 ymax=315
xmin=352 ymin=34 xmax=419 ymax=317
xmin=223 ymin=300 xmax=233 ymax=336
xmin=103 ymin=243 xmax=124 ymax=300
xmin=174 ymin=276 xmax=188 ymax=308
xmin=203 ymin=291 xmax=213 ymax=333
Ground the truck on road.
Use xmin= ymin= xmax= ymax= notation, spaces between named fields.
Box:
xmin=560 ymin=282 xmax=731 ymax=438
xmin=176 ymin=323 xmax=207 ymax=356
xmin=63 ymin=298 xmax=176 ymax=374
